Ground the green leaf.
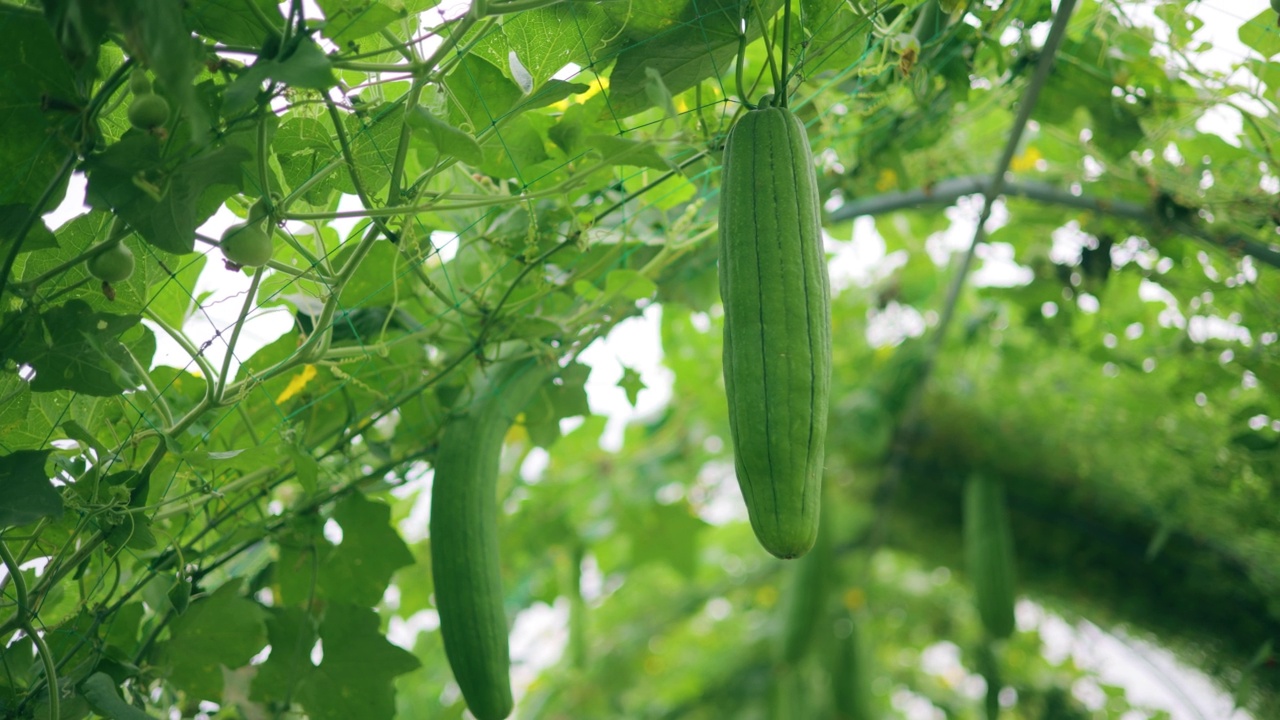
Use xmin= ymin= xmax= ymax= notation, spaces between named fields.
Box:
xmin=625 ymin=500 xmax=705 ymax=577
xmin=334 ymin=239 xmax=404 ymax=308
xmin=585 ymin=135 xmax=671 ymax=171
xmin=271 ymin=35 xmax=340 ymax=89
xmin=297 ymin=604 xmax=420 ymax=720
xmin=223 ymin=35 xmax=337 ymax=115
xmin=104 ymin=512 xmax=157 ymax=552
xmin=0 ymin=450 xmax=62 ymax=528
xmin=334 ymin=105 xmax=402 ymax=197
xmin=0 ymin=375 xmax=35 ymax=450
xmin=318 ymin=493 xmax=416 ymax=606
xmin=0 ymin=5 xmax=77 ymax=207
xmin=79 ymin=672 xmax=155 ymax=720
xmin=187 ymin=0 xmax=283 ymax=46
xmin=38 ymin=0 xmax=112 ymax=71
xmin=473 ymin=3 xmax=617 ymax=87
xmin=10 ymin=300 xmax=149 ymax=396
xmin=407 ymin=107 xmax=484 ymax=166
xmin=524 ymin=362 xmax=591 ymax=447
xmin=317 ymin=0 xmax=404 ymax=47
xmin=642 ymin=67 xmax=679 ymax=121
xmin=798 ymin=0 xmax=870 ymax=77
xmin=513 ymin=80 xmax=592 ymax=113
xmin=183 ymin=444 xmax=287 ymax=477
xmin=446 ymin=55 xmax=523 ymax=131
xmin=250 ymin=607 xmax=318 ymax=706
xmin=289 ymin=446 xmax=319 ymax=493
xmin=604 ymin=269 xmax=657 ymax=301
xmin=605 ymin=0 xmax=783 ymax=118
xmin=0 ymin=204 xmax=58 ymax=257
xmin=1239 ymin=10 xmax=1280 ymax=58
xmin=156 ymin=582 xmax=268 ymax=699
xmin=618 ymin=366 xmax=646 ymax=407
xmin=275 ymin=116 xmax=341 ymax=205
xmin=18 ymin=213 xmax=158 ymax=315
xmin=83 ymin=138 xmax=250 ymax=254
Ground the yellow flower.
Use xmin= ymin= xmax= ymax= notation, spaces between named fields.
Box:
xmin=875 ymin=168 xmax=898 ymax=192
xmin=1011 ymin=146 xmax=1043 ymax=172
xmin=275 ymin=364 xmax=317 ymax=404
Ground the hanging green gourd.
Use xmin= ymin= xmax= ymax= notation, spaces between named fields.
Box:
xmin=718 ymin=0 xmax=831 ymax=559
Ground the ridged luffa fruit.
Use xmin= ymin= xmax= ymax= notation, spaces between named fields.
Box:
xmin=718 ymin=102 xmax=831 ymax=559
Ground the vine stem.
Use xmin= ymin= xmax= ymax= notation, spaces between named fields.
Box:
xmin=281 ymin=150 xmax=660 ymax=221
xmin=827 ymin=174 xmax=1280 ymax=271
xmin=752 ymin=0 xmax=781 ymax=100
xmin=864 ymin=0 xmax=1080 ymax=553
xmin=142 ymin=308 xmax=218 ymax=401
xmin=779 ymin=0 xmax=792 ymax=102
xmin=215 ymin=269 xmax=264 ymax=403
xmin=0 ymin=540 xmax=60 ymax=720
xmin=735 ymin=0 xmax=754 ymax=110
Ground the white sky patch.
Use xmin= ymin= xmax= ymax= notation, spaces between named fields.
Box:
xmin=690 ymin=459 xmax=747 ymax=526
xmin=509 ymin=601 xmax=569 ymax=702
xmin=42 ymin=172 xmax=90 ymax=229
xmin=395 ymin=463 xmax=435 ymax=544
xmin=1027 ymin=599 xmax=1253 ymax=720
xmin=826 ymin=218 xmax=903 ymax=292
xmin=576 ymin=304 xmax=674 ymax=452
xmin=971 ymin=241 xmax=1034 ymax=288
xmin=553 ymin=63 xmax=583 ymax=81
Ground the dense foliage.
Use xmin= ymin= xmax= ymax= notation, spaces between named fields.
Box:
xmin=1 ymin=0 xmax=1278 ymax=718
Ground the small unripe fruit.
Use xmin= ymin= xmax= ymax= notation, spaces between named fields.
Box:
xmin=87 ymin=244 xmax=135 ymax=283
xmin=247 ymin=198 xmax=271 ymax=223
xmin=129 ymin=70 xmax=152 ymax=96
xmin=128 ymin=94 xmax=170 ymax=130
xmin=221 ymin=222 xmax=274 ymax=267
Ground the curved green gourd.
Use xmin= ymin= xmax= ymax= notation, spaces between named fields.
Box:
xmin=430 ymin=359 xmax=552 ymax=720
xmin=964 ymin=474 xmax=1017 ymax=639
xmin=719 ymin=105 xmax=832 ymax=559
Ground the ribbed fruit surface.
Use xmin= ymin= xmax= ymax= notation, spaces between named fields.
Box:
xmin=718 ymin=104 xmax=831 ymax=559
xmin=430 ymin=359 xmax=551 ymax=720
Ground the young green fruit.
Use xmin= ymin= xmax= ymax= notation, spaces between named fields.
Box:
xmin=127 ymin=93 xmax=169 ymax=130
xmin=221 ymin=222 xmax=274 ymax=267
xmin=129 ymin=69 xmax=152 ymax=96
xmin=87 ymin=243 xmax=135 ymax=283
xmin=431 ymin=359 xmax=552 ymax=720
xmin=718 ymin=104 xmax=832 ymax=559
xmin=964 ymin=475 xmax=1017 ymax=639
xmin=247 ymin=197 xmax=271 ymax=223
